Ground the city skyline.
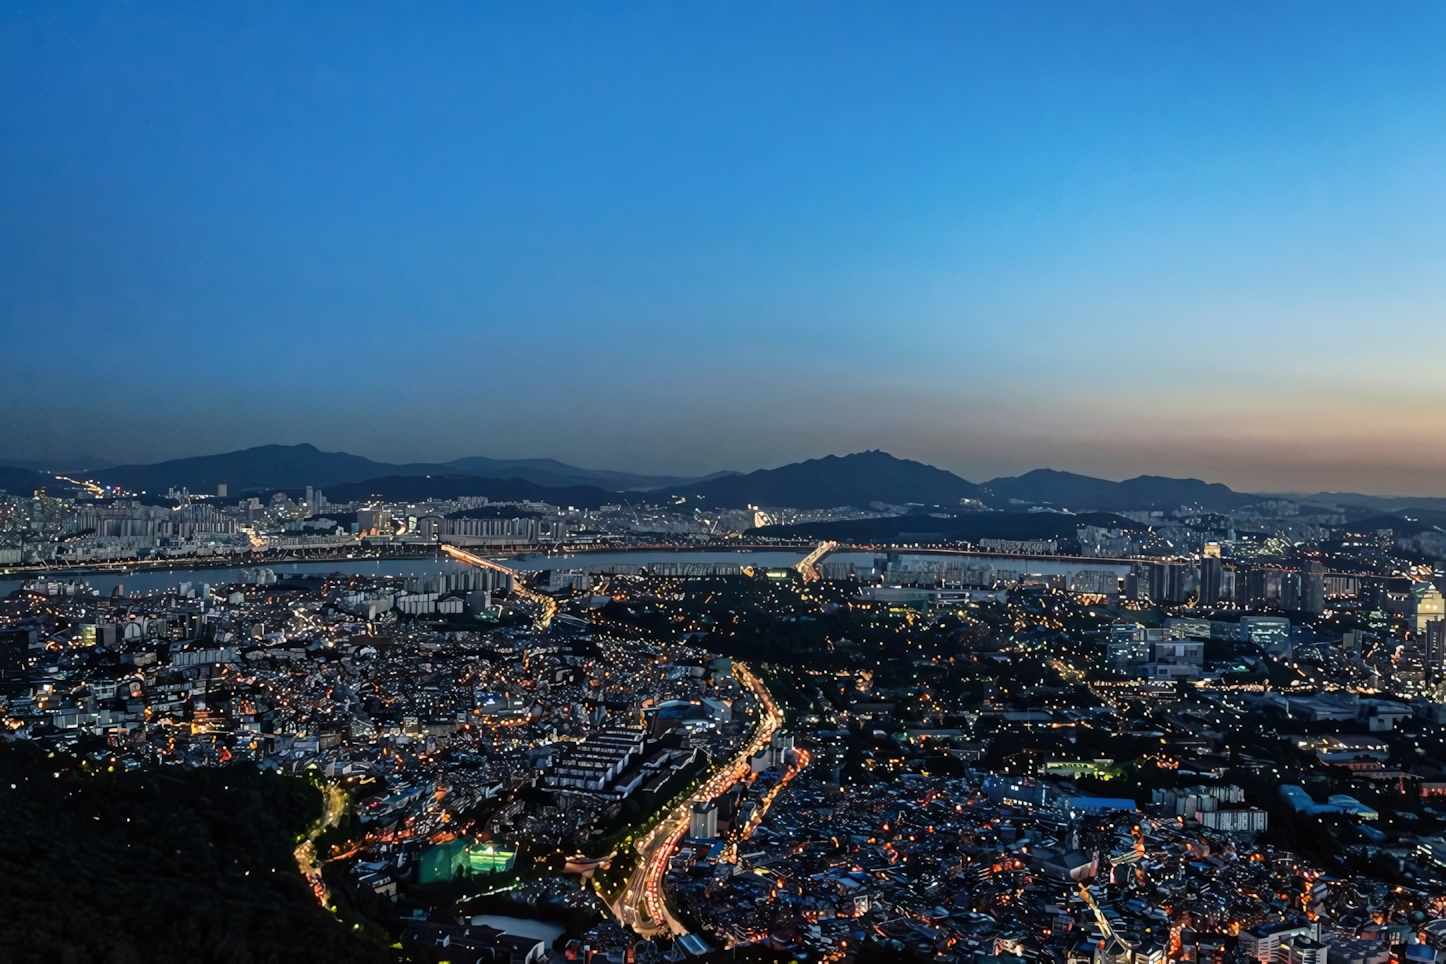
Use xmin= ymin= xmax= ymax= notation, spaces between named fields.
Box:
xmin=4 ymin=4 xmax=1446 ymax=494
xmin=5 ymin=5 xmax=1446 ymax=958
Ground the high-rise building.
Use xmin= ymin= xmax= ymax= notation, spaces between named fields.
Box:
xmin=1426 ymin=619 xmax=1446 ymax=683
xmin=1147 ymin=561 xmax=1191 ymax=605
xmin=1280 ymin=571 xmax=1303 ymax=612
xmin=1199 ymin=556 xmax=1223 ymax=607
xmin=690 ymin=800 xmax=718 ymax=839
xmin=1411 ymin=582 xmax=1445 ymax=633
xmin=1302 ymin=562 xmax=1326 ymax=615
xmin=1106 ymin=622 xmax=1151 ymax=676
xmin=1245 ymin=568 xmax=1297 ymax=609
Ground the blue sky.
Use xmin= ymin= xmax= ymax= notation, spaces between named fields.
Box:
xmin=3 ymin=2 xmax=1445 ymax=493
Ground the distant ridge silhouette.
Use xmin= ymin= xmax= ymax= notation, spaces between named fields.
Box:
xmin=4 ymin=444 xmax=1444 ymax=516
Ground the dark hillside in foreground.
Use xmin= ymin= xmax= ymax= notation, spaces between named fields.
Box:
xmin=0 ymin=741 xmax=390 ymax=963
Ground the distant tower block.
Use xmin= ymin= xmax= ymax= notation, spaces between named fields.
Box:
xmin=690 ymin=800 xmax=718 ymax=839
xmin=1412 ymin=582 xmax=1445 ymax=633
xmin=216 ymin=483 xmax=228 ymax=498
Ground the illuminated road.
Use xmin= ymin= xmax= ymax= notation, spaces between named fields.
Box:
xmin=440 ymin=543 xmax=558 ymax=629
xmin=54 ymin=474 xmax=105 ymax=497
xmin=612 ymin=661 xmax=796 ymax=937
xmin=794 ymin=540 xmax=838 ymax=582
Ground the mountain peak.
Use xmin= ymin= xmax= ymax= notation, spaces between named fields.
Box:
xmin=669 ymin=450 xmax=981 ymax=509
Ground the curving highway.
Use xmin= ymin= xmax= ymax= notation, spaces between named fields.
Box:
xmin=440 ymin=543 xmax=558 ymax=629
xmin=443 ymin=542 xmax=806 ymax=937
xmin=612 ymin=661 xmax=794 ymax=936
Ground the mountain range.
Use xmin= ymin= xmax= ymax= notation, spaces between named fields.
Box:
xmin=979 ymin=469 xmax=1252 ymax=513
xmin=1286 ymin=491 xmax=1446 ymax=514
xmin=19 ymin=444 xmax=730 ymax=495
xmin=3 ymin=443 xmax=1445 ymax=519
xmin=757 ymin=510 xmax=1143 ymax=545
xmin=666 ymin=451 xmax=982 ymax=509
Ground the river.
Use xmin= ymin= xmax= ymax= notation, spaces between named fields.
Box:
xmin=1 ymin=546 xmax=1126 ymax=599
xmin=0 ymin=548 xmax=810 ymax=598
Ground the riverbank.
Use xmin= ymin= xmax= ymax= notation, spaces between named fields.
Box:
xmin=0 ymin=540 xmax=820 ymax=581
xmin=0 ymin=547 xmax=440 ymax=580
xmin=0 ymin=547 xmax=812 ymax=598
